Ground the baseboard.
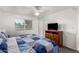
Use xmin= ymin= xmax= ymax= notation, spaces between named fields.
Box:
xmin=61 ymin=46 xmax=79 ymax=53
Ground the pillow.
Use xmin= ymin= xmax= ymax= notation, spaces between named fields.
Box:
xmin=0 ymin=38 xmax=3 ymax=45
xmin=16 ymin=39 xmax=26 ymax=45
xmin=0 ymin=32 xmax=7 ymax=42
xmin=1 ymin=32 xmax=8 ymax=38
xmin=0 ymin=40 xmax=7 ymax=53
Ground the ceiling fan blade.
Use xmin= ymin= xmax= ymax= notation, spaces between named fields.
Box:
xmin=35 ymin=6 xmax=41 ymax=10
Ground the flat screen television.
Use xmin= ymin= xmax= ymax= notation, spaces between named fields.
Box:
xmin=48 ymin=23 xmax=58 ymax=30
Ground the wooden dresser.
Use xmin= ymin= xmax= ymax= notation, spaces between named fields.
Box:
xmin=45 ymin=30 xmax=63 ymax=46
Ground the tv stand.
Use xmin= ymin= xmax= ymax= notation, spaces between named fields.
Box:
xmin=45 ymin=30 xmax=63 ymax=46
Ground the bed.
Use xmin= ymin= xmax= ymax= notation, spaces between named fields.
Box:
xmin=0 ymin=32 xmax=59 ymax=53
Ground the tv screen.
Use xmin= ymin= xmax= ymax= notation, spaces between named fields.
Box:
xmin=48 ymin=23 xmax=58 ymax=30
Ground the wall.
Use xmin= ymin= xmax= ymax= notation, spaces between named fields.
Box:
xmin=0 ymin=11 xmax=39 ymax=36
xmin=42 ymin=8 xmax=77 ymax=50
xmin=76 ymin=14 xmax=79 ymax=51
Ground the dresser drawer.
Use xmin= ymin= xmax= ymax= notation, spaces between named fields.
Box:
xmin=45 ymin=30 xmax=63 ymax=46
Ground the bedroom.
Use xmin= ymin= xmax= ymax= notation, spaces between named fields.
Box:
xmin=0 ymin=6 xmax=79 ymax=53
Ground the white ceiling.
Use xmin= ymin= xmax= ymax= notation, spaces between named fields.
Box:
xmin=0 ymin=6 xmax=76 ymax=16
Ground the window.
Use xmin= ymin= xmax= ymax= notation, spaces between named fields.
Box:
xmin=15 ymin=19 xmax=32 ymax=30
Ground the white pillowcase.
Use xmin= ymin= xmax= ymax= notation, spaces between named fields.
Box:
xmin=0 ymin=32 xmax=6 ymax=38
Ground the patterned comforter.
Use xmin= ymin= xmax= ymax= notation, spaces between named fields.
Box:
xmin=0 ymin=34 xmax=59 ymax=53
xmin=15 ymin=34 xmax=59 ymax=53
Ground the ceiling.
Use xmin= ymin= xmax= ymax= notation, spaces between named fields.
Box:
xmin=0 ymin=6 xmax=76 ymax=16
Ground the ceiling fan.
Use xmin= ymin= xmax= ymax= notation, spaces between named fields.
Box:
xmin=34 ymin=6 xmax=42 ymax=16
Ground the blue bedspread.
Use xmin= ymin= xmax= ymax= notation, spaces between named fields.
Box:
xmin=0 ymin=34 xmax=59 ymax=53
xmin=16 ymin=34 xmax=59 ymax=53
